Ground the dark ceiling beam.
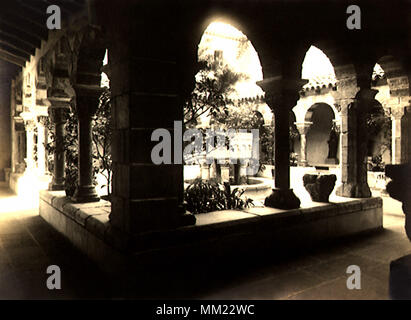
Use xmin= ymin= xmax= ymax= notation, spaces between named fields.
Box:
xmin=0 ymin=14 xmax=48 ymax=41
xmin=49 ymin=0 xmax=84 ymax=11
xmin=16 ymin=0 xmax=46 ymax=16
xmin=0 ymin=50 xmax=25 ymax=67
xmin=40 ymin=0 xmax=76 ymax=18
xmin=19 ymin=0 xmax=49 ymax=14
xmin=0 ymin=31 xmax=37 ymax=56
xmin=0 ymin=39 xmax=34 ymax=57
xmin=0 ymin=43 xmax=30 ymax=62
xmin=0 ymin=23 xmax=42 ymax=49
xmin=3 ymin=2 xmax=46 ymax=28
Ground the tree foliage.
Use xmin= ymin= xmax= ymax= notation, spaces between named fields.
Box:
xmin=184 ymin=56 xmax=245 ymax=128
xmin=92 ymin=87 xmax=112 ymax=196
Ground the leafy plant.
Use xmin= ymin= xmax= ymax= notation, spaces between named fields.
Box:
xmin=92 ymin=87 xmax=112 ymax=197
xmin=368 ymin=155 xmax=385 ymax=172
xmin=366 ymin=106 xmax=392 ymax=156
xmin=184 ymin=178 xmax=253 ymax=214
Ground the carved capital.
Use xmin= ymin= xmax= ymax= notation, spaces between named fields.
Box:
xmin=295 ymin=122 xmax=313 ymax=135
xmin=25 ymin=120 xmax=36 ymax=131
xmin=354 ymin=88 xmax=379 ymax=114
xmin=391 ymin=107 xmax=405 ymax=120
xmin=48 ymin=106 xmax=69 ymax=125
xmin=355 ymin=88 xmax=379 ymax=101
xmin=257 ymin=76 xmax=308 ymax=113
xmin=74 ymin=84 xmax=104 ymax=119
xmin=332 ymin=119 xmax=341 ymax=133
xmin=37 ymin=116 xmax=48 ymax=126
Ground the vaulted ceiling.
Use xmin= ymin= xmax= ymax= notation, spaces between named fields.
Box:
xmin=0 ymin=0 xmax=87 ymax=67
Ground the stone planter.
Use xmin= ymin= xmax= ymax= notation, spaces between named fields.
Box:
xmin=303 ymin=173 xmax=337 ymax=202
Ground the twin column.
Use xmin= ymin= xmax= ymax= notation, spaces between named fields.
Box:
xmin=48 ymin=87 xmax=101 ymax=203
xmin=257 ymin=77 xmax=307 ymax=209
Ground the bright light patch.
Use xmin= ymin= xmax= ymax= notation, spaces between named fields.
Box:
xmin=101 ymin=49 xmax=109 ymax=88
xmin=372 ymin=63 xmax=385 ymax=79
xmin=103 ymin=49 xmax=108 ymax=65
xmin=302 ymin=46 xmax=336 ymax=85
xmin=198 ymin=21 xmax=263 ymax=99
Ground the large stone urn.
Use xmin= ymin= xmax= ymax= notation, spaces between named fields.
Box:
xmin=303 ymin=173 xmax=337 ymax=202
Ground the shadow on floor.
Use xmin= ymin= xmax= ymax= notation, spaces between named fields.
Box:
xmin=0 ymin=186 xmax=409 ymax=300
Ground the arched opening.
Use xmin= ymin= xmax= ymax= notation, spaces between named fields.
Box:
xmin=305 ymin=103 xmax=336 ymax=166
xmin=298 ymin=45 xmax=339 ymax=168
xmin=301 ymin=46 xmax=336 ymax=89
xmin=371 ymin=57 xmax=406 ymax=166
xmin=185 ymin=21 xmax=264 ymax=127
xmin=184 ymin=20 xmax=266 ymax=191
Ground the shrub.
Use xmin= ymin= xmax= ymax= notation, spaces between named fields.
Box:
xmin=184 ymin=178 xmax=253 ymax=214
xmin=368 ymin=155 xmax=385 ymax=172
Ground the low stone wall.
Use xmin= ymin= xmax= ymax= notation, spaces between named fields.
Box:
xmin=39 ymin=190 xmax=383 ymax=283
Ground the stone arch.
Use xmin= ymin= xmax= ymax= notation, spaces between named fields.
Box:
xmin=299 ymin=41 xmax=357 ymax=86
xmin=304 ymin=102 xmax=336 ymax=123
xmin=176 ymin=8 xmax=268 ymax=104
xmin=374 ymin=55 xmax=410 ymax=98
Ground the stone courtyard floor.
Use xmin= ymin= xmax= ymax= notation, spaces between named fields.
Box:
xmin=0 ymin=186 xmax=409 ymax=300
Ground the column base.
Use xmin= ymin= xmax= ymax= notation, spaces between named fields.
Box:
xmin=336 ymin=182 xmax=371 ymax=198
xmin=110 ymin=197 xmax=196 ymax=234
xmin=176 ymin=202 xmax=197 ymax=227
xmin=72 ymin=185 xmax=100 ymax=203
xmin=325 ymin=157 xmax=339 ymax=165
xmin=264 ymin=188 xmax=301 ymax=209
xmin=49 ymin=182 xmax=65 ymax=191
xmin=298 ymin=160 xmax=309 ymax=167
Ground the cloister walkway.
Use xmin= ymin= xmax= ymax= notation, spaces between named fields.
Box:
xmin=0 ymin=186 xmax=408 ymax=300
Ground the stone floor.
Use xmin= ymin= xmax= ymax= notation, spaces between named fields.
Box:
xmin=0 ymin=186 xmax=409 ymax=300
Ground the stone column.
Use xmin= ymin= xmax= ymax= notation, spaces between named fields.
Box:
xmin=391 ymin=107 xmax=406 ymax=165
xmin=48 ymin=99 xmax=69 ymax=191
xmin=295 ymin=122 xmax=312 ymax=167
xmin=336 ymin=89 xmax=376 ymax=198
xmin=220 ymin=161 xmax=230 ymax=183
xmin=36 ymin=116 xmax=48 ymax=176
xmin=24 ymin=120 xmax=36 ymax=172
xmin=104 ymin=18 xmax=197 ymax=233
xmin=200 ymin=163 xmax=211 ymax=181
xmin=257 ymin=77 xmax=307 ymax=209
xmin=72 ymin=85 xmax=101 ymax=203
